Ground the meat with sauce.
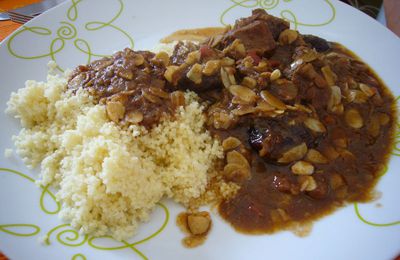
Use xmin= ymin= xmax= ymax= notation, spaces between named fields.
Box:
xmin=68 ymin=48 xmax=188 ymax=128
xmin=68 ymin=9 xmax=396 ymax=237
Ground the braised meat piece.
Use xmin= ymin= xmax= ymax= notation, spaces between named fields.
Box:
xmin=219 ymin=9 xmax=289 ymax=55
xmin=67 ymin=10 xmax=395 ymax=236
xmin=225 ymin=20 xmax=276 ymax=54
xmin=234 ymin=9 xmax=290 ymax=40
xmin=68 ymin=48 xmax=181 ymax=128
xmin=68 ymin=50 xmax=163 ymax=96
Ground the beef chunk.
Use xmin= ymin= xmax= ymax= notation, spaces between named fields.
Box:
xmin=226 ymin=20 xmax=276 ymax=54
xmin=234 ymin=9 xmax=289 ymax=40
xmin=219 ymin=9 xmax=290 ymax=55
xmin=270 ymin=45 xmax=295 ymax=68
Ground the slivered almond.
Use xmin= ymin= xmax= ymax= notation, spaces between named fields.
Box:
xmin=278 ymin=143 xmax=308 ymax=163
xmin=291 ymin=161 xmax=314 ymax=175
xmin=117 ymin=70 xmax=133 ymax=80
xmin=256 ymin=101 xmax=275 ymax=112
xmin=186 ymin=63 xmax=203 ymax=84
xmin=202 ymin=60 xmax=221 ymax=76
xmin=126 ymin=111 xmax=143 ymax=124
xmin=359 ymin=83 xmax=376 ymax=97
xmin=154 ymin=51 xmax=170 ymax=66
xmin=270 ymin=69 xmax=281 ymax=81
xmin=231 ymin=96 xmax=250 ymax=105
xmin=212 ymin=111 xmax=236 ymax=129
xmin=106 ymin=101 xmax=125 ymax=122
xmin=185 ymin=51 xmax=201 ymax=65
xmin=327 ymin=86 xmax=343 ymax=114
xmin=279 ymin=29 xmax=298 ymax=45
xmin=260 ymin=90 xmax=286 ymax=110
xmin=241 ymin=77 xmax=257 ymax=88
xmin=298 ymin=176 xmax=317 ymax=191
xmin=187 ymin=212 xmax=211 ymax=235
xmin=143 ymin=92 xmax=161 ymax=103
xmin=221 ymin=57 xmax=235 ymax=66
xmin=229 ymin=85 xmax=257 ymax=103
xmin=223 ymin=163 xmax=250 ymax=182
xmin=220 ymin=67 xmax=236 ymax=88
xmin=304 ymin=118 xmax=327 ymax=133
xmin=345 ymin=109 xmax=363 ymax=129
xmin=231 ymin=106 xmax=257 ymax=116
xmin=346 ymin=90 xmax=368 ymax=104
xmin=164 ymin=65 xmax=180 ymax=84
xmin=133 ymin=54 xmax=144 ymax=66
xmin=148 ymin=87 xmax=169 ymax=99
xmin=222 ymin=137 xmax=241 ymax=151
xmin=321 ymin=65 xmax=336 ymax=86
xmin=226 ymin=150 xmax=249 ymax=168
xmin=306 ymin=149 xmax=328 ymax=164
xmin=224 ymin=39 xmax=246 ymax=58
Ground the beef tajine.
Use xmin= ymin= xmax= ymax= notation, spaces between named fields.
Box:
xmin=68 ymin=9 xmax=396 ymax=235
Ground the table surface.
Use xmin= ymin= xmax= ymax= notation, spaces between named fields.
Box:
xmin=0 ymin=0 xmax=38 ymax=42
xmin=0 ymin=21 xmax=21 ymax=42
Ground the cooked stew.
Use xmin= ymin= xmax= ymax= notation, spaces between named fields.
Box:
xmin=68 ymin=9 xmax=396 ymax=234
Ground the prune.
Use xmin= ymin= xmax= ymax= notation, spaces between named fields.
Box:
xmin=248 ymin=127 xmax=265 ymax=151
xmin=303 ymin=35 xmax=331 ymax=52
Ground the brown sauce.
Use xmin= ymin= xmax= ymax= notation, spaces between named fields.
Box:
xmin=216 ymin=45 xmax=396 ymax=234
xmin=68 ymin=8 xmax=397 ymax=237
xmin=67 ymin=49 xmax=181 ymax=128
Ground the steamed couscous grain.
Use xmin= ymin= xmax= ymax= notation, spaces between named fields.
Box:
xmin=6 ymin=71 xmax=223 ymax=240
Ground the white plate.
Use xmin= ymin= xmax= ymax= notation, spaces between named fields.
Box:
xmin=1 ymin=0 xmax=399 ymax=259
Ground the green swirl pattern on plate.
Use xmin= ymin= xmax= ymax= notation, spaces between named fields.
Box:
xmin=72 ymin=253 xmax=87 ymax=260
xmin=353 ymin=95 xmax=400 ymax=227
xmin=0 ymin=168 xmax=60 ymax=214
xmin=354 ymin=203 xmax=400 ymax=227
xmin=0 ymin=224 xmax=41 ymax=237
xmin=0 ymin=166 xmax=170 ymax=259
xmin=6 ymin=0 xmax=134 ymax=72
xmin=2 ymin=0 xmax=399 ymax=258
xmin=220 ymin=0 xmax=336 ymax=30
xmin=2 ymin=2 xmax=165 ymax=258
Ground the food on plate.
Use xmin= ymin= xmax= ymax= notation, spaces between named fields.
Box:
xmin=6 ymin=9 xmax=396 ymax=245
xmin=177 ymin=211 xmax=212 ymax=248
xmin=6 ymin=68 xmax=231 ymax=240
